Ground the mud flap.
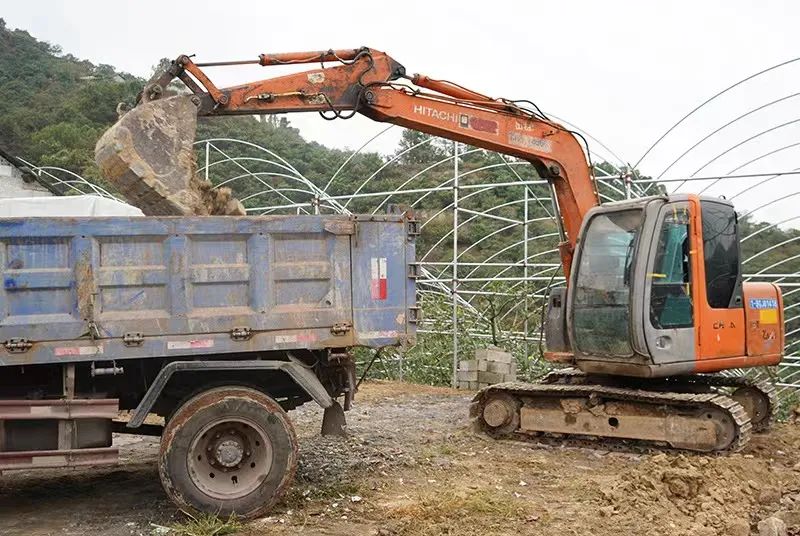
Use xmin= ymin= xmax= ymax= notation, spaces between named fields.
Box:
xmin=321 ymin=400 xmax=347 ymax=437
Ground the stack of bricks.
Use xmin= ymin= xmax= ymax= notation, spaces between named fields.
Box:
xmin=456 ymin=346 xmax=516 ymax=390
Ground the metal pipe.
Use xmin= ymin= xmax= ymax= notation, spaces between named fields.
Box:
xmin=523 ymin=186 xmax=530 ymax=361
xmin=547 ymin=180 xmax=567 ymax=242
xmin=613 ymin=170 xmax=800 ymax=184
xmin=452 ymin=140 xmax=460 ymax=388
xmin=257 ymin=49 xmax=362 ymax=66
xmin=656 ymin=92 xmax=800 ymax=183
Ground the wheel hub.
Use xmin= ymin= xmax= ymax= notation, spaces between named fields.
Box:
xmin=188 ymin=419 xmax=273 ymax=500
xmin=215 ymin=437 xmax=245 ymax=468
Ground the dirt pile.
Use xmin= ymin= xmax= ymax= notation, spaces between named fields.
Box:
xmin=95 ymin=95 xmax=245 ymax=216
xmin=599 ymin=452 xmax=800 ymax=536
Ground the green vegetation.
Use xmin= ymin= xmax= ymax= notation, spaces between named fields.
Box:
xmin=0 ymin=19 xmax=140 ymax=180
xmin=386 ymin=488 xmax=530 ymax=536
xmin=155 ymin=512 xmax=242 ymax=536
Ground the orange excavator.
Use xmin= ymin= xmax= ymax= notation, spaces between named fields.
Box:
xmin=96 ymin=47 xmax=784 ymax=452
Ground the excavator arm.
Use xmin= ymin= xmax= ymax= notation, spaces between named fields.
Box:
xmin=97 ymin=47 xmax=599 ymax=277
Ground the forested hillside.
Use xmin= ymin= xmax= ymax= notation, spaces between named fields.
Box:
xmin=0 ymin=19 xmax=139 ymax=178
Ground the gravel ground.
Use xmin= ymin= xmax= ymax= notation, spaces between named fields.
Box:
xmin=1 ymin=381 xmax=799 ymax=536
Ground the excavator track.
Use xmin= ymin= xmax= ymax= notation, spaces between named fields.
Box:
xmin=673 ymin=375 xmax=776 ymax=432
xmin=471 ymin=381 xmax=752 ymax=453
xmin=542 ymin=369 xmax=776 ymax=432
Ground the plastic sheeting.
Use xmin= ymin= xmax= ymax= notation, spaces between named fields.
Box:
xmin=0 ymin=195 xmax=144 ymax=217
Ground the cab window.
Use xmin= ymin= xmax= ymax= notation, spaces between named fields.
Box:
xmin=701 ymin=201 xmax=742 ymax=309
xmin=573 ymin=209 xmax=642 ymax=356
xmin=650 ymin=208 xmax=693 ymax=329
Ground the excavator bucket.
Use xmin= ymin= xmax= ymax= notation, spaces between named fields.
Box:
xmin=95 ymin=95 xmax=245 ymax=216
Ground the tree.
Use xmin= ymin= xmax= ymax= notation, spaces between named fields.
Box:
xmin=394 ymin=129 xmax=449 ymax=166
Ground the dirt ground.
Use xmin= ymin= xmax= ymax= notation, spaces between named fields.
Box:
xmin=1 ymin=381 xmax=799 ymax=536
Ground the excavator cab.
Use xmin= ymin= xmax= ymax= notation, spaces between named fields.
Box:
xmin=546 ymin=194 xmax=784 ymax=378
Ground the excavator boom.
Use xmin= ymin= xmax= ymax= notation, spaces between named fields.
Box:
xmin=96 ymin=47 xmax=598 ymax=277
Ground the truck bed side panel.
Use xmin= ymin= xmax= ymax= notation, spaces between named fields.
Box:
xmin=0 ymin=215 xmax=410 ymax=365
xmin=351 ymin=219 xmax=415 ymax=346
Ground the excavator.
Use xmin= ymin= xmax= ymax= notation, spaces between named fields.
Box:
xmin=96 ymin=47 xmax=784 ymax=453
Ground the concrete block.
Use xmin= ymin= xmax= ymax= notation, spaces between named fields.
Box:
xmin=469 ymin=381 xmax=479 ymax=390
xmin=459 ymin=359 xmax=488 ymax=372
xmin=475 ymin=347 xmax=513 ymax=364
xmin=477 ymin=371 xmax=505 ymax=385
xmin=502 ymin=362 xmax=517 ymax=382
xmin=457 ymin=370 xmax=478 ymax=382
xmin=488 ymin=352 xmax=513 ymax=364
xmin=486 ymin=361 xmax=511 ymax=374
xmin=457 ymin=381 xmax=471 ymax=390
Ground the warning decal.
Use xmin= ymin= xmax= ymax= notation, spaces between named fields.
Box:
xmin=759 ymin=309 xmax=778 ymax=324
xmin=55 ymin=345 xmax=103 ymax=357
xmin=167 ymin=339 xmax=214 ymax=350
xmin=749 ymin=298 xmax=779 ymax=324
xmin=371 ymin=257 xmax=387 ymax=300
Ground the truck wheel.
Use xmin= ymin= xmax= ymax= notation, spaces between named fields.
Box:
xmin=159 ymin=386 xmax=298 ymax=518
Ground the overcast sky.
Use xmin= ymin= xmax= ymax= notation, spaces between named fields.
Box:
xmin=4 ymin=1 xmax=800 ymax=224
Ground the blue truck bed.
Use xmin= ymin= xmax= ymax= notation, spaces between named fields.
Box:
xmin=0 ymin=214 xmax=417 ymax=365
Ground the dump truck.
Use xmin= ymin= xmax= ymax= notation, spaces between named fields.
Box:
xmin=0 ymin=206 xmax=417 ymax=517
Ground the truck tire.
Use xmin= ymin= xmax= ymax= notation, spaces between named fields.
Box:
xmin=158 ymin=386 xmax=298 ymax=518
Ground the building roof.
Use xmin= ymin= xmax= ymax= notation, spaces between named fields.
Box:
xmin=0 ymin=143 xmax=60 ymax=195
xmin=0 ymin=144 xmax=22 ymax=169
